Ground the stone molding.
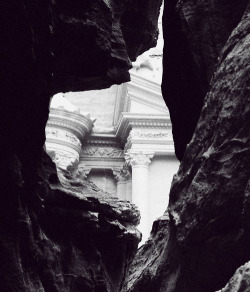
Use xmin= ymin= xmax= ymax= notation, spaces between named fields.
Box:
xmin=84 ymin=138 xmax=118 ymax=147
xmin=129 ymin=129 xmax=170 ymax=139
xmin=116 ymin=113 xmax=171 ymax=144
xmin=47 ymin=108 xmax=94 ymax=142
xmin=124 ymin=128 xmax=174 ymax=153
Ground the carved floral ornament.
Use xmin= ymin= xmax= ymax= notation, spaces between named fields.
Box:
xmin=82 ymin=146 xmax=124 ymax=157
xmin=125 ymin=150 xmax=154 ymax=167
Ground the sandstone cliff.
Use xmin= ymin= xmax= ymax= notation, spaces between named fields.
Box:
xmin=0 ymin=1 xmax=161 ymax=291
xmin=125 ymin=1 xmax=250 ymax=291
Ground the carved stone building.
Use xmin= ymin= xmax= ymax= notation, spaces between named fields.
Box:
xmin=45 ymin=68 xmax=179 ymax=243
xmin=45 ymin=9 xmax=179 ymax=242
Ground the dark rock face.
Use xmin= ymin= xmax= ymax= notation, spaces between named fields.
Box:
xmin=122 ymin=215 xmax=178 ymax=292
xmin=162 ymin=0 xmax=249 ymax=160
xmin=0 ymin=151 xmax=140 ymax=292
xmin=217 ymin=261 xmax=250 ymax=292
xmin=52 ymin=0 xmax=162 ymax=92
xmin=127 ymin=2 xmax=250 ymax=292
xmin=0 ymin=1 xmax=161 ymax=291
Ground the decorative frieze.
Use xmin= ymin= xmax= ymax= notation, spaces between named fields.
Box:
xmin=116 ymin=113 xmax=172 ymax=145
xmin=130 ymin=130 xmax=169 ymax=139
xmin=46 ymin=128 xmax=81 ymax=147
xmin=82 ymin=146 xmax=124 ymax=157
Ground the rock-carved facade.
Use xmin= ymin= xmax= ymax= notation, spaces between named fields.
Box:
xmin=46 ymin=69 xmax=179 ymax=242
xmin=45 ymin=10 xmax=179 ymax=242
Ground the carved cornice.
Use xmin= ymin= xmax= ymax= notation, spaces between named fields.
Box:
xmin=125 ymin=150 xmax=154 ymax=167
xmin=124 ymin=128 xmax=173 ymax=152
xmin=85 ymin=134 xmax=119 ymax=147
xmin=116 ymin=113 xmax=171 ymax=144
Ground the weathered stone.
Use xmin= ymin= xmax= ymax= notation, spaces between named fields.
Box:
xmin=52 ymin=0 xmax=162 ymax=92
xmin=0 ymin=151 xmax=140 ymax=292
xmin=162 ymin=0 xmax=249 ymax=160
xmin=127 ymin=2 xmax=250 ymax=292
xmin=0 ymin=1 xmax=161 ymax=291
xmin=217 ymin=261 xmax=250 ymax=292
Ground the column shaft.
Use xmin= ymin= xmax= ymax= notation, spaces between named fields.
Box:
xmin=131 ymin=164 xmax=149 ymax=243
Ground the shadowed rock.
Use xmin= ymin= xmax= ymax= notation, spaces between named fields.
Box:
xmin=126 ymin=2 xmax=250 ymax=291
xmin=162 ymin=0 xmax=248 ymax=160
xmin=0 ymin=1 xmax=161 ymax=291
xmin=217 ymin=261 xmax=250 ymax=292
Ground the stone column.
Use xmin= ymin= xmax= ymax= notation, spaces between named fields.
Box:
xmin=125 ymin=171 xmax=132 ymax=201
xmin=125 ymin=151 xmax=154 ymax=243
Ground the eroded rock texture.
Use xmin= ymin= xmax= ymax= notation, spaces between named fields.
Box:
xmin=0 ymin=1 xmax=161 ymax=291
xmin=53 ymin=0 xmax=162 ymax=92
xmin=162 ymin=0 xmax=249 ymax=160
xmin=217 ymin=261 xmax=250 ymax=292
xmin=0 ymin=151 xmax=140 ymax=292
xmin=126 ymin=2 xmax=250 ymax=292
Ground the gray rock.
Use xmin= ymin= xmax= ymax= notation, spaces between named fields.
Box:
xmin=217 ymin=261 xmax=250 ymax=292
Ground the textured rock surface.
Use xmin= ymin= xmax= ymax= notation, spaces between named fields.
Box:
xmin=127 ymin=2 xmax=250 ymax=292
xmin=0 ymin=151 xmax=140 ymax=292
xmin=162 ymin=0 xmax=249 ymax=160
xmin=0 ymin=1 xmax=161 ymax=291
xmin=122 ymin=215 xmax=175 ymax=292
xmin=217 ymin=261 xmax=250 ymax=292
xmin=52 ymin=0 xmax=162 ymax=92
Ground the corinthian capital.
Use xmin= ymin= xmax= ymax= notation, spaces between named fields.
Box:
xmin=125 ymin=150 xmax=154 ymax=167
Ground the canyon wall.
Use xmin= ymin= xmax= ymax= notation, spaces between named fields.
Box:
xmin=0 ymin=1 xmax=161 ymax=291
xmin=2 ymin=1 xmax=250 ymax=291
xmin=125 ymin=1 xmax=250 ymax=291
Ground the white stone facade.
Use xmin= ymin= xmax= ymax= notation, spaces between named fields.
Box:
xmin=45 ymin=10 xmax=179 ymax=243
xmin=46 ymin=74 xmax=179 ymax=243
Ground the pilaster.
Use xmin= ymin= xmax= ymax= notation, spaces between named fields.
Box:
xmin=125 ymin=150 xmax=155 ymax=243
